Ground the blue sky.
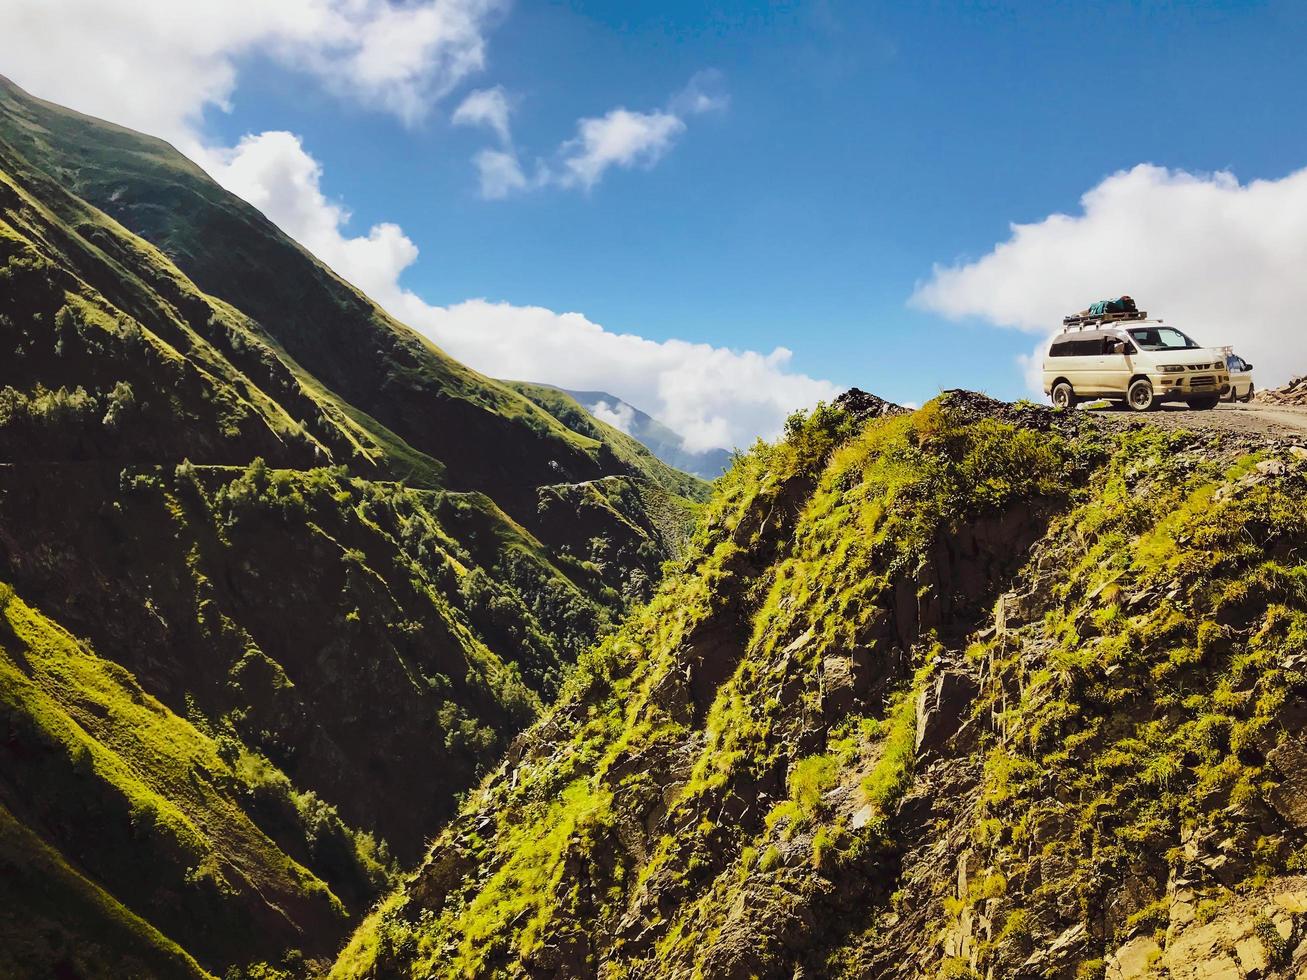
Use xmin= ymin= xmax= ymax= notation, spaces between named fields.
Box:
xmin=9 ymin=0 xmax=1307 ymax=446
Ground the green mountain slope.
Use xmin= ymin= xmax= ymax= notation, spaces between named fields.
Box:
xmin=0 ymin=582 xmax=353 ymax=972
xmin=335 ymin=394 xmax=1307 ymax=979
xmin=0 ymin=797 xmax=211 ymax=980
xmin=503 ymin=383 xmax=707 ymax=597
xmin=0 ymin=75 xmax=621 ymax=504
xmin=0 ymin=139 xmax=339 ymax=469
xmin=0 ymin=77 xmax=705 ymax=978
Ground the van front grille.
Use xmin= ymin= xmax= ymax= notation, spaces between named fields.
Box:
xmin=1190 ymin=375 xmax=1216 ymax=388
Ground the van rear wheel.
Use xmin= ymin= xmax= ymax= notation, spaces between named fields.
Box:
xmin=1127 ymin=379 xmax=1156 ymax=412
xmin=1051 ymin=382 xmax=1077 ymax=410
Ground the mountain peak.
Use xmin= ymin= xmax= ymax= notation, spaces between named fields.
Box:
xmin=562 ymin=386 xmax=733 ymax=480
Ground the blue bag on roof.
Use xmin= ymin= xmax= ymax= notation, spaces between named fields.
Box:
xmin=1088 ymin=296 xmax=1137 ymax=316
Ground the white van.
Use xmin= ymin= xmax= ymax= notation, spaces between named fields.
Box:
xmin=1042 ymin=320 xmax=1230 ymax=411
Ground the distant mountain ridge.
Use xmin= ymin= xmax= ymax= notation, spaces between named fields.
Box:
xmin=560 ymin=387 xmax=732 ymax=480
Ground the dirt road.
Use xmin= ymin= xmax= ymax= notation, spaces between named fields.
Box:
xmin=1087 ymin=401 xmax=1307 ymax=440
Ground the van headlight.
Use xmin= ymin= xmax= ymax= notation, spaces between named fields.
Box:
xmin=1159 ymin=364 xmax=1185 ymax=372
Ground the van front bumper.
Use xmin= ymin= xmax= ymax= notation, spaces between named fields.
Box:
xmin=1154 ymin=372 xmax=1230 ymax=401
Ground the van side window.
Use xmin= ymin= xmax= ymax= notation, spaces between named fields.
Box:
xmin=1051 ymin=335 xmax=1105 ymax=356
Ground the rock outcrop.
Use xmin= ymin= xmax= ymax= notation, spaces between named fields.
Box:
xmin=833 ymin=387 xmax=907 ymax=422
xmin=1257 ymin=376 xmax=1307 ymax=406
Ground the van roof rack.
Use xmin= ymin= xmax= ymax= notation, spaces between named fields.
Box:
xmin=1061 ymin=309 xmax=1148 ymax=330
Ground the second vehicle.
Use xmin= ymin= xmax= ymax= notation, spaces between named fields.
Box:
xmin=1223 ymin=351 xmax=1256 ymax=402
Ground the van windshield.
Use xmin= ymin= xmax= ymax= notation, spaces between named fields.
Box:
xmin=1127 ymin=326 xmax=1199 ymax=351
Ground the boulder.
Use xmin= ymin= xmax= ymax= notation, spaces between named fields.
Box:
xmin=916 ymin=669 xmax=979 ymax=755
xmin=1270 ymin=739 xmax=1307 ymax=828
xmin=1107 ymin=935 xmax=1161 ymax=980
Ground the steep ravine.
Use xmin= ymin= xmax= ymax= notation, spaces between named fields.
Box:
xmin=334 ymin=392 xmax=1307 ymax=980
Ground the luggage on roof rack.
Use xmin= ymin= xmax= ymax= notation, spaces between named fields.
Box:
xmin=1062 ymin=295 xmax=1145 ymax=329
xmin=1089 ymin=296 xmax=1136 ymax=316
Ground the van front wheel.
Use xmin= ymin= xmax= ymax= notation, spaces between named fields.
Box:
xmin=1127 ymin=379 xmax=1156 ymax=412
xmin=1051 ymin=382 xmax=1077 ymax=410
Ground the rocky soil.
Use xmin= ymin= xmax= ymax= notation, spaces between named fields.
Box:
xmin=1257 ymin=376 xmax=1307 ymax=407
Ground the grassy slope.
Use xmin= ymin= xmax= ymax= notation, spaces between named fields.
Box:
xmin=0 ymin=800 xmax=211 ymax=980
xmin=0 ymin=128 xmax=424 ymax=475
xmin=334 ymin=396 xmax=1307 ymax=979
xmin=0 ymin=452 xmax=634 ymax=849
xmin=503 ymin=383 xmax=706 ymax=596
xmin=0 ymin=582 xmax=344 ymax=974
xmin=910 ymin=430 xmax=1307 ymax=977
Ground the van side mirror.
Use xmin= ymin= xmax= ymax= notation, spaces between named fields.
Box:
xmin=1244 ymin=362 xmax=1254 ymax=370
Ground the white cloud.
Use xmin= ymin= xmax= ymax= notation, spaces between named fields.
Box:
xmin=466 ymin=74 xmax=728 ymax=198
xmin=328 ymin=0 xmax=502 ymax=123
xmin=409 ymin=301 xmax=837 ymax=451
xmin=913 ymin=164 xmax=1307 ymax=390
xmin=202 ymin=133 xmax=836 ymax=450
xmin=588 ymin=400 xmax=636 ymax=435
xmin=556 ymin=108 xmax=685 ymax=191
xmin=471 ymin=148 xmax=531 ymax=199
xmin=452 ymin=85 xmax=512 ymax=144
xmin=0 ymin=0 xmax=504 ymax=142
xmin=669 ymin=69 xmax=731 ymax=116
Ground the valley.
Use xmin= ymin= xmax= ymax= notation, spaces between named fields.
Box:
xmin=2 ymin=71 xmax=1307 ymax=980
